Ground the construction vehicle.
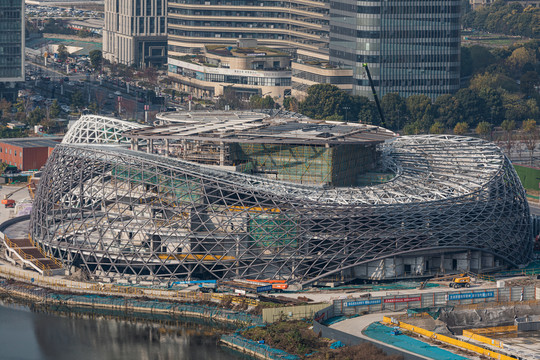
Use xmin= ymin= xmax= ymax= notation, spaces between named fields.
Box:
xmin=1 ymin=185 xmax=30 ymax=208
xmin=449 ymin=274 xmax=471 ymax=288
xmin=362 ymin=63 xmax=386 ymax=127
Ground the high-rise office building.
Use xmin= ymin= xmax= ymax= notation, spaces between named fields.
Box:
xmin=0 ymin=0 xmax=24 ymax=102
xmin=167 ymin=0 xmax=460 ymax=100
xmin=330 ymin=0 xmax=461 ymax=99
xmin=103 ymin=0 xmax=167 ymax=68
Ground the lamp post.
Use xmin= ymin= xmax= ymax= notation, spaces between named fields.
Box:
xmin=343 ymin=106 xmax=350 ymax=122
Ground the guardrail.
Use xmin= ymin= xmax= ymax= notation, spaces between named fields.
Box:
xmin=462 ymin=326 xmax=517 ymax=349
xmin=3 ymin=235 xmax=51 ymax=275
xmin=27 ymin=234 xmax=63 ymax=268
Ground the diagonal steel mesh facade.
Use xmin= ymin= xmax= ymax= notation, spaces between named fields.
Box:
xmin=29 ymin=116 xmax=532 ymax=285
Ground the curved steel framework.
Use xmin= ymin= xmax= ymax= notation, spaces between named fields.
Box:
xmin=30 ymin=116 xmax=532 ymax=284
xmin=63 ymin=115 xmax=146 ymax=145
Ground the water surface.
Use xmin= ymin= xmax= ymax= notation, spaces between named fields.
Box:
xmin=0 ymin=300 xmax=248 ymax=360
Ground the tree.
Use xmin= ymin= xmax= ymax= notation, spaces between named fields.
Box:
xmin=261 ymin=95 xmax=275 ymax=109
xmin=461 ymin=46 xmax=473 ymax=78
xmin=89 ymin=50 xmax=103 ymax=70
xmin=216 ymin=87 xmax=245 ymax=110
xmin=88 ymin=102 xmax=100 ymax=115
xmin=521 ymin=119 xmax=538 ymax=165
xmin=503 ymin=94 xmax=531 ymax=123
xmin=70 ymin=90 xmax=85 ymax=111
xmin=469 ymin=72 xmax=519 ymax=93
xmin=406 ymin=94 xmax=434 ymax=133
xmin=143 ymin=66 xmax=158 ymax=86
xmin=27 ymin=107 xmax=45 ymax=126
xmin=469 ymin=46 xmax=497 ymax=73
xmin=477 ymin=87 xmax=504 ymax=125
xmin=298 ymin=84 xmax=353 ymax=120
xmin=506 ymin=47 xmax=537 ymax=73
xmin=520 ymin=71 xmax=540 ymax=97
xmin=49 ymin=100 xmax=61 ymax=119
xmin=56 ymin=44 xmax=69 ymax=63
xmin=455 ymin=88 xmax=487 ymax=127
xmin=94 ymin=89 xmax=107 ymax=111
xmin=0 ymin=99 xmax=12 ymax=122
xmin=14 ymin=97 xmax=32 ymax=121
xmin=249 ymin=95 xmax=275 ymax=109
xmin=355 ymin=97 xmax=378 ymax=125
xmin=462 ymin=46 xmax=497 ymax=77
xmin=454 ymin=122 xmax=469 ymax=135
xmin=283 ymin=97 xmax=299 ymax=112
xmin=381 ymin=93 xmax=407 ymax=131
xmin=122 ymin=98 xmax=137 ymax=120
xmin=501 ymin=119 xmax=516 ymax=154
xmin=429 ymin=122 xmax=445 ymax=134
xmin=434 ymin=94 xmax=459 ymax=128
xmin=475 ymin=121 xmax=492 ymax=139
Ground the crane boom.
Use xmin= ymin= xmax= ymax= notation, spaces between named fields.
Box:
xmin=362 ymin=63 xmax=386 ymax=127
xmin=3 ymin=185 xmax=30 ymax=200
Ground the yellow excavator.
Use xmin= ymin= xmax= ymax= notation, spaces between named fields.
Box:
xmin=449 ymin=274 xmax=471 ymax=288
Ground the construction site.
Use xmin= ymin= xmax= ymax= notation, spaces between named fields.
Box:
xmin=0 ymin=112 xmax=538 ymax=359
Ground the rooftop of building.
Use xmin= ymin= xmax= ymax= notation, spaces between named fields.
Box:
xmin=0 ymin=137 xmax=62 ymax=148
xmin=205 ymin=45 xmax=288 ymax=58
xmin=127 ymin=111 xmax=396 ymax=145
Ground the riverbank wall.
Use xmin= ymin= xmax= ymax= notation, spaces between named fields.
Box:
xmin=0 ymin=278 xmax=263 ymax=326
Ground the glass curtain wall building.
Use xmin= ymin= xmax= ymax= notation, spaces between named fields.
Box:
xmin=329 ymin=0 xmax=461 ymax=99
xmin=0 ymin=0 xmax=24 ymax=102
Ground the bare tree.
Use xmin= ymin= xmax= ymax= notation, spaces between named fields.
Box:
xmin=122 ymin=98 xmax=137 ymax=121
xmin=521 ymin=119 xmax=538 ymax=166
xmin=94 ymin=89 xmax=106 ymax=111
xmin=501 ymin=120 xmax=516 ymax=157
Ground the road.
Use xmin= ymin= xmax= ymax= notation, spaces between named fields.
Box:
xmin=0 ymin=184 xmax=33 ymax=224
xmin=25 ymin=61 xmax=163 ymax=121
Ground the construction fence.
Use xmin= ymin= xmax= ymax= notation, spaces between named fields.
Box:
xmin=262 ymin=303 xmax=329 ymax=323
xmin=331 ymin=286 xmax=537 ymax=317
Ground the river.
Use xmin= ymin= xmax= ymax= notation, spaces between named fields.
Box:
xmin=0 ymin=300 xmax=249 ymax=360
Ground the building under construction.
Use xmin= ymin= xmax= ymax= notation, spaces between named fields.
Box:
xmin=29 ymin=113 xmax=532 ymax=285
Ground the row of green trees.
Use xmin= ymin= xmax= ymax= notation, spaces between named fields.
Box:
xmin=283 ymin=39 xmax=539 ymax=135
xmin=462 ymin=0 xmax=540 ymax=38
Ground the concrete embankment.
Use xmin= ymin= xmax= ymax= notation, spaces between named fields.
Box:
xmin=0 ymin=278 xmax=262 ymax=326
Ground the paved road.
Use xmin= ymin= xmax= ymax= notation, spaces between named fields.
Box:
xmin=330 ymin=312 xmax=432 ymax=360
xmin=528 ymin=201 xmax=540 ymax=216
xmin=0 ymin=184 xmax=33 ymax=224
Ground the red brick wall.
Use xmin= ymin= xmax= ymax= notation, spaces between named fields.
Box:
xmin=0 ymin=144 xmax=24 ymax=169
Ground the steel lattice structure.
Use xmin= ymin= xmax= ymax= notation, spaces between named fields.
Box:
xmin=30 ymin=115 xmax=532 ymax=285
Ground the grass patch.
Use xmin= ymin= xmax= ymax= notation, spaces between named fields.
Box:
xmin=241 ymin=320 xmax=403 ymax=359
